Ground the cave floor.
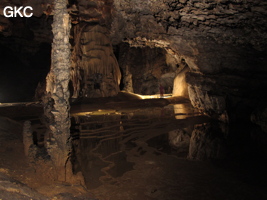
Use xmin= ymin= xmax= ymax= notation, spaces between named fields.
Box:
xmin=0 ymin=95 xmax=267 ymax=200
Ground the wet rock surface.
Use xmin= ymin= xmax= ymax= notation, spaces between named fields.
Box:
xmin=0 ymin=170 xmax=47 ymax=200
xmin=0 ymin=104 xmax=97 ymax=200
xmin=0 ymin=168 xmax=96 ymax=200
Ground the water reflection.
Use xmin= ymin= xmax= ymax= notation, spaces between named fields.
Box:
xmin=188 ymin=122 xmax=228 ymax=160
xmin=70 ymin=103 xmax=267 ymax=200
xmin=71 ymin=103 xmax=201 ymax=189
xmin=173 ymin=104 xmax=196 ymax=119
xmin=168 ymin=128 xmax=192 ymax=156
xmin=72 ymin=114 xmax=129 ymax=189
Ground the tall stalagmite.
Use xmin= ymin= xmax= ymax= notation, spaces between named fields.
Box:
xmin=45 ymin=0 xmax=71 ymax=181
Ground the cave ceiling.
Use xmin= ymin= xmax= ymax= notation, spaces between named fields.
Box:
xmin=0 ymin=0 xmax=266 ymax=71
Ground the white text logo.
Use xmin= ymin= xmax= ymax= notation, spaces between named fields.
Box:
xmin=3 ymin=6 xmax=33 ymax=18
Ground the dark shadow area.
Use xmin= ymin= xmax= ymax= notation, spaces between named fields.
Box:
xmin=0 ymin=42 xmax=51 ymax=102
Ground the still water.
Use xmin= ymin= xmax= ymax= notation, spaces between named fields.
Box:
xmin=71 ymin=103 xmax=267 ymax=200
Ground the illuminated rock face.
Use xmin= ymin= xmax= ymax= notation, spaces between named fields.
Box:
xmin=116 ymin=43 xmax=176 ymax=95
xmin=172 ymin=66 xmax=189 ymax=97
xmin=111 ymin=0 xmax=267 ymax=120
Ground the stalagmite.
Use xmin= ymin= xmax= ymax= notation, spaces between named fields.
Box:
xmin=172 ymin=66 xmax=189 ymax=97
xmin=22 ymin=120 xmax=33 ymax=157
xmin=44 ymin=0 xmax=72 ymax=182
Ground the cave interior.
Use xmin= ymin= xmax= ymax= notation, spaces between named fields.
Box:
xmin=0 ymin=0 xmax=267 ymax=199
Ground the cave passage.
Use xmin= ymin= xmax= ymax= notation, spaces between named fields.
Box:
xmin=1 ymin=0 xmax=267 ymax=199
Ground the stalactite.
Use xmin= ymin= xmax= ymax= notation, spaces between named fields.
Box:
xmin=71 ymin=23 xmax=121 ymax=98
xmin=70 ymin=24 xmax=87 ymax=98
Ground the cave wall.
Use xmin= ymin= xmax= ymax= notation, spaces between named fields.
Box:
xmin=116 ymin=43 xmax=176 ymax=95
xmin=71 ymin=24 xmax=121 ymax=98
xmin=0 ymin=0 xmax=122 ymax=100
xmin=0 ymin=1 xmax=53 ymax=102
xmin=111 ymin=0 xmax=267 ymax=120
xmin=70 ymin=0 xmax=122 ymax=98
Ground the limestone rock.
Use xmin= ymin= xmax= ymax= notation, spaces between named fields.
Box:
xmin=188 ymin=123 xmax=227 ymax=160
xmin=0 ymin=116 xmax=22 ymax=141
xmin=251 ymin=102 xmax=267 ymax=133
xmin=188 ymin=85 xmax=226 ymax=116
xmin=0 ymin=171 xmax=47 ymax=200
xmin=117 ymin=43 xmax=176 ymax=95
xmin=168 ymin=129 xmax=191 ymax=153
xmin=110 ymin=0 xmax=267 ymax=120
xmin=172 ymin=66 xmax=189 ymax=97
xmin=71 ymin=24 xmax=121 ymax=98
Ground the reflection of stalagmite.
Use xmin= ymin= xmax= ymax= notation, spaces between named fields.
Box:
xmin=71 ymin=24 xmax=121 ymax=98
xmin=168 ymin=129 xmax=191 ymax=153
xmin=72 ymin=114 xmax=124 ymax=189
xmin=188 ymin=123 xmax=227 ymax=160
xmin=122 ymin=65 xmax=133 ymax=93
xmin=23 ymin=121 xmax=33 ymax=157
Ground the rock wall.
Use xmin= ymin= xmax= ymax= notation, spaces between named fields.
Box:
xmin=112 ymin=0 xmax=267 ymax=50
xmin=0 ymin=0 xmax=121 ymax=100
xmin=251 ymin=103 xmax=267 ymax=133
xmin=71 ymin=24 xmax=121 ymax=98
xmin=188 ymin=123 xmax=227 ymax=160
xmin=0 ymin=1 xmax=50 ymax=102
xmin=111 ymin=0 xmax=267 ymax=120
xmin=70 ymin=0 xmax=121 ymax=98
xmin=116 ymin=43 xmax=176 ymax=95
xmin=0 ymin=1 xmax=52 ymax=102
